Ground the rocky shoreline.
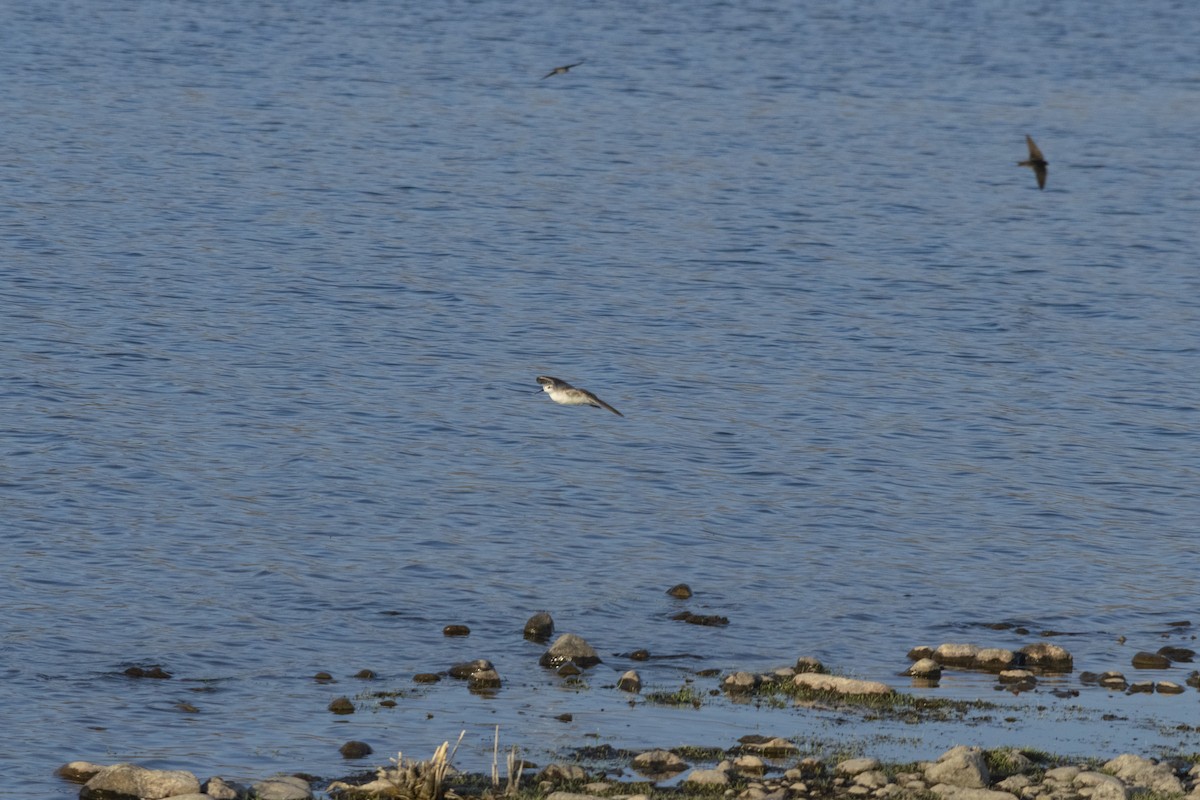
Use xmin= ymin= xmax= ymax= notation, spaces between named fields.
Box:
xmin=58 ymin=741 xmax=1200 ymax=800
xmin=64 ymin=609 xmax=1200 ymax=800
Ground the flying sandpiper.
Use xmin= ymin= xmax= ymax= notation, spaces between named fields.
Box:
xmin=542 ymin=60 xmax=584 ymax=79
xmin=1018 ymin=134 xmax=1048 ymax=190
xmin=536 ymin=375 xmax=623 ymax=417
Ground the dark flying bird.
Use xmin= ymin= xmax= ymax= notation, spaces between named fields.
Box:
xmin=542 ymin=60 xmax=584 ymax=80
xmin=1018 ymin=134 xmax=1048 ymax=190
xmin=536 ymin=375 xmax=623 ymax=417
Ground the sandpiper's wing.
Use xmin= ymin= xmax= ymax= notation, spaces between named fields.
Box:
xmin=584 ymin=389 xmax=623 ymax=417
xmin=1032 ymin=161 xmax=1047 ymax=190
xmin=542 ymin=61 xmax=583 ymax=79
xmin=1025 ymin=135 xmax=1045 ymax=163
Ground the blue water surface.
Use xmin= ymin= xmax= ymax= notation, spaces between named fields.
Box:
xmin=3 ymin=1 xmax=1199 ymax=796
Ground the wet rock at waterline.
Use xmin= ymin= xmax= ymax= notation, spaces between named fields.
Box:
xmin=997 ymin=669 xmax=1036 ymax=689
xmin=327 ymin=697 xmax=354 ymax=714
xmin=723 ymin=671 xmax=763 ymax=693
xmin=617 ymin=669 xmax=642 ymax=693
xmin=1158 ymin=645 xmax=1195 ymax=662
xmin=122 ymin=664 xmax=173 ymax=679
xmin=253 ymin=774 xmax=313 ymax=800
xmin=793 ymin=672 xmax=892 ymax=695
xmin=631 ymin=749 xmax=688 ymax=776
xmin=339 ymin=740 xmax=373 ymax=759
xmin=794 ymin=656 xmax=826 ymax=674
xmin=523 ymin=612 xmax=554 ymax=642
xmin=973 ymin=648 xmax=1016 ymax=671
xmin=539 ymin=633 xmax=601 ymax=669
xmin=469 ymin=667 xmax=502 ymax=690
xmin=56 ymin=762 xmax=104 ymax=784
xmin=1018 ymin=642 xmax=1073 ymax=670
xmin=933 ymin=643 xmax=980 ymax=666
xmin=740 ymin=735 xmax=799 ymax=756
xmin=413 ymin=672 xmax=441 ymax=683
xmin=442 ymin=624 xmax=470 ymax=637
xmin=556 ymin=660 xmax=583 ymax=677
xmin=204 ymin=775 xmax=248 ymax=800
xmin=666 ymin=583 xmax=693 ymax=599
xmin=80 ymin=763 xmax=200 ymax=800
xmin=538 ymin=763 xmax=590 ymax=784
xmin=449 ymin=659 xmax=494 ymax=678
xmin=1131 ymin=651 xmax=1171 ymax=669
xmin=907 ymin=658 xmax=942 ymax=678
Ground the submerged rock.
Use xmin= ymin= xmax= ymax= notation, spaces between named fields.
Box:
xmin=327 ymin=697 xmax=354 ymax=714
xmin=539 ymin=634 xmax=601 ymax=669
xmin=442 ymin=624 xmax=470 ymax=637
xmin=666 ymin=583 xmax=693 ymax=599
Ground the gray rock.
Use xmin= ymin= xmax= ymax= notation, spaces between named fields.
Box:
xmin=836 ymin=758 xmax=882 ymax=776
xmin=724 ymin=671 xmax=762 ymax=692
xmin=524 ymin=612 xmax=554 ymax=642
xmin=733 ymin=755 xmax=767 ymax=775
xmin=539 ymin=763 xmax=590 ymax=783
xmin=908 ymin=658 xmax=942 ymax=678
xmin=1131 ymin=651 xmax=1172 ymax=669
xmin=1018 ymin=643 xmax=1073 ymax=670
xmin=989 ymin=749 xmax=1033 ymax=774
xmin=82 ymin=763 xmax=201 ymax=800
xmin=855 ymin=770 xmax=890 ymax=789
xmin=449 ymin=658 xmax=494 ymax=678
xmin=1098 ymin=672 xmax=1128 ymax=690
xmin=1043 ymin=766 xmax=1082 ymax=783
xmin=617 ymin=669 xmax=642 ymax=693
xmin=631 ymin=750 xmax=688 ymax=774
xmin=997 ymin=669 xmax=1036 ymax=685
xmin=252 ymin=775 xmax=312 ymax=800
xmin=56 ymin=762 xmax=106 ymax=784
xmin=908 ymin=646 xmax=935 ymax=660
xmin=685 ymin=768 xmax=730 ymax=786
xmin=934 ymin=644 xmax=980 ymax=666
xmin=925 ymin=746 xmax=990 ymax=789
xmin=973 ymin=648 xmax=1015 ymax=670
xmin=794 ymin=656 xmax=826 ymax=674
xmin=468 ymin=667 xmax=502 ymax=690
xmin=202 ymin=775 xmax=247 ymax=800
xmin=1157 ymin=680 xmax=1185 ymax=694
xmin=929 ymin=786 xmax=1017 ymax=800
xmin=1074 ymin=771 xmax=1128 ymax=800
xmin=1103 ymin=754 xmax=1184 ymax=794
xmin=539 ymin=634 xmax=601 ymax=669
xmin=995 ymin=775 xmax=1033 ymax=793
xmin=794 ymin=673 xmax=892 ymax=695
